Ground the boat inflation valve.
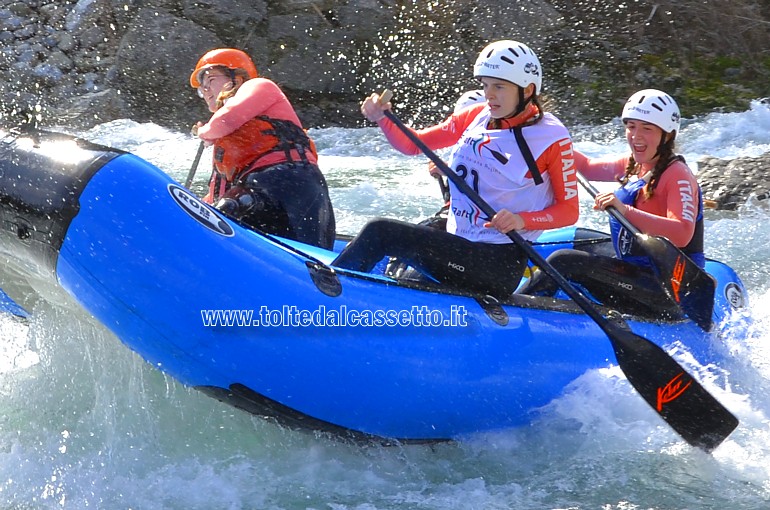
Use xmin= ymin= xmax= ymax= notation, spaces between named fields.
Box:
xmin=477 ymin=295 xmax=508 ymax=326
xmin=14 ymin=217 xmax=33 ymax=243
xmin=606 ymin=309 xmax=631 ymax=330
xmin=306 ymin=261 xmax=342 ymax=297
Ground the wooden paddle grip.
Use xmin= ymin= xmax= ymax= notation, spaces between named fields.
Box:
xmin=379 ymin=89 xmax=393 ymax=105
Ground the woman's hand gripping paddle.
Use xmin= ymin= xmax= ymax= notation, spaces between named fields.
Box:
xmin=378 ymin=89 xmax=737 ymax=452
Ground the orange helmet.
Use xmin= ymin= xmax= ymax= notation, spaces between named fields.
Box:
xmin=189 ymin=48 xmax=258 ymax=88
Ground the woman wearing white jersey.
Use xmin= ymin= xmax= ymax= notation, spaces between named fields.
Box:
xmin=333 ymin=40 xmax=579 ymax=298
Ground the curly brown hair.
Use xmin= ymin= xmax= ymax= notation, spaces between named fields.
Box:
xmin=211 ymin=67 xmax=253 ymax=109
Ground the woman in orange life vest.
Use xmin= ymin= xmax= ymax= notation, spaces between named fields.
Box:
xmin=190 ymin=48 xmax=335 ymax=249
xmin=519 ymin=90 xmax=705 ymax=314
xmin=333 ymin=40 xmax=580 ymax=299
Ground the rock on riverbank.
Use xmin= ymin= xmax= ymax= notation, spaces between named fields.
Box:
xmin=2 ymin=0 xmax=768 ymax=132
xmin=698 ymin=152 xmax=770 ymax=211
xmin=1 ymin=0 xmax=768 ymax=209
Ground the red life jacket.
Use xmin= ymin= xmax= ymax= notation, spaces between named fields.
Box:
xmin=212 ymin=115 xmax=317 ymax=182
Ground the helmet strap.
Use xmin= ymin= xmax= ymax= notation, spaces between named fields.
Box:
xmin=653 ymin=131 xmax=669 ymax=159
xmin=513 ymin=87 xmax=527 ymax=117
xmin=228 ymin=68 xmax=237 ymax=89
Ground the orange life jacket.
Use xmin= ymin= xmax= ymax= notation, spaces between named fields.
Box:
xmin=212 ymin=115 xmax=317 ymax=182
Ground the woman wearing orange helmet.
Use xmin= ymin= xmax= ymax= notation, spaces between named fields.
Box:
xmin=190 ymin=48 xmax=335 ymax=249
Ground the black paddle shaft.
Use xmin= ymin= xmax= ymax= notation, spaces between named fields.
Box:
xmin=575 ymin=172 xmax=716 ymax=332
xmin=184 ymin=141 xmax=205 ymax=188
xmin=436 ymin=176 xmax=451 ymax=203
xmin=381 ymin=104 xmax=737 ymax=451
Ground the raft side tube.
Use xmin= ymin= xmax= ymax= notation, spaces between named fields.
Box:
xmin=1 ymin=129 xmax=746 ymax=440
xmin=0 ymin=129 xmax=122 ymax=280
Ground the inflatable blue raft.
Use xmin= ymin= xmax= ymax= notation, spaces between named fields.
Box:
xmin=0 ymin=129 xmax=748 ymax=442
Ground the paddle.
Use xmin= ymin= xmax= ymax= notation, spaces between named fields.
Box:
xmin=436 ymin=175 xmax=450 ymax=203
xmin=184 ymin=140 xmax=205 ymax=188
xmin=575 ymin=172 xmax=716 ymax=332
xmin=378 ymin=90 xmax=737 ymax=452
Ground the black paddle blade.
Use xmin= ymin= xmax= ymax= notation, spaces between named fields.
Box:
xmin=609 ymin=326 xmax=738 ymax=452
xmin=636 ymin=234 xmax=716 ymax=331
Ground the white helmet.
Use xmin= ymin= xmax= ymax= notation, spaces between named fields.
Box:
xmin=473 ymin=40 xmax=542 ymax=94
xmin=622 ymin=89 xmax=681 ymax=133
xmin=453 ymin=89 xmax=485 ymax=113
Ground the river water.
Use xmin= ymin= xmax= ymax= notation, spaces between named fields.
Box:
xmin=1 ymin=100 xmax=769 ymax=509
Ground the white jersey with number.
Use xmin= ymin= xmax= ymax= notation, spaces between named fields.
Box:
xmin=446 ymin=110 xmax=570 ymax=243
